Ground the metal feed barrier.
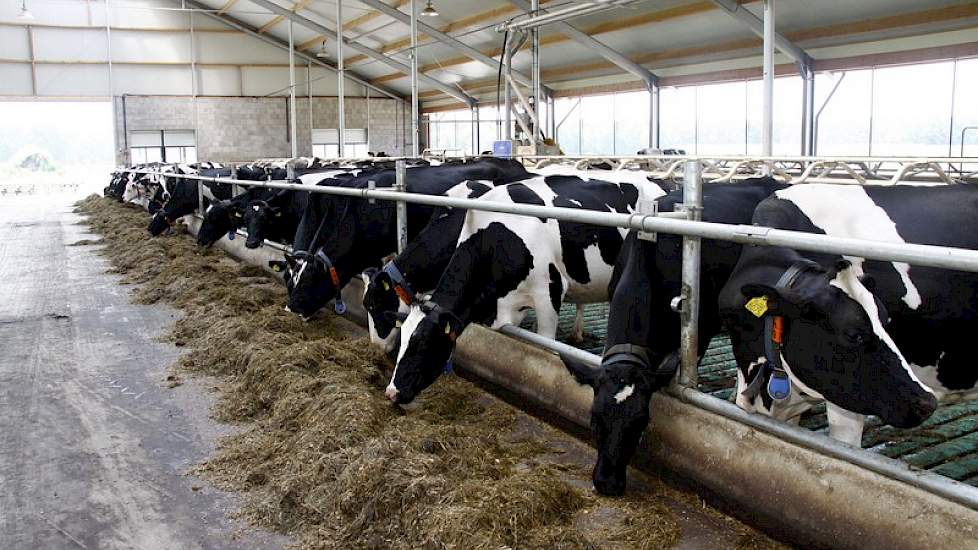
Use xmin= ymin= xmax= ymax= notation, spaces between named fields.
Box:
xmin=127 ymin=155 xmax=978 ymax=518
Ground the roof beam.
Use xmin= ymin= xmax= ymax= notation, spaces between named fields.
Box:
xmin=181 ymin=0 xmax=405 ymax=101
xmin=256 ymin=0 xmax=314 ymax=34
xmin=247 ymin=0 xmax=476 ymax=106
xmin=217 ymin=0 xmax=239 ymax=14
xmin=417 ymin=2 xmax=978 ymax=102
xmin=296 ymin=0 xmax=410 ymax=60
xmin=357 ymin=0 xmax=538 ymax=90
xmin=371 ymin=0 xmax=715 ymax=82
xmin=508 ymin=0 xmax=658 ymax=87
xmin=710 ymin=0 xmax=812 ymax=69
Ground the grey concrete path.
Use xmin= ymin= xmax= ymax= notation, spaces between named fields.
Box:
xmin=0 ymin=196 xmax=287 ymax=550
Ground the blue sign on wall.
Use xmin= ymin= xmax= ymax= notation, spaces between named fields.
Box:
xmin=493 ymin=140 xmax=514 ymax=158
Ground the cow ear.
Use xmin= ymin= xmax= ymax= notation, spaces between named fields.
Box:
xmin=283 ymin=252 xmax=298 ymax=267
xmin=741 ymin=283 xmax=823 ymax=321
xmin=268 ymin=260 xmax=288 ymax=273
xmin=561 ymin=354 xmax=600 ymax=388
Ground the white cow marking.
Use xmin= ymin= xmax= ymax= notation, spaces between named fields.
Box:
xmin=829 ymin=267 xmax=934 ymax=395
xmin=388 ymin=306 xmax=426 ymax=396
xmin=776 ymin=185 xmax=921 ymax=309
xmin=613 ymin=384 xmax=635 ymax=404
xmin=252 ymin=205 xmax=260 ymax=212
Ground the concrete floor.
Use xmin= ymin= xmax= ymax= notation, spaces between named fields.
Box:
xmin=0 ymin=195 xmax=287 ymax=550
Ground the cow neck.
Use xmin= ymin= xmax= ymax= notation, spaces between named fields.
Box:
xmin=740 ymin=258 xmax=821 ymax=402
xmin=602 ymin=234 xmax=661 ymax=373
xmin=391 ymin=209 xmax=468 ymax=294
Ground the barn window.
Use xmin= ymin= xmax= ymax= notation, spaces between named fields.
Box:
xmin=312 ymin=128 xmax=368 ymax=158
xmin=128 ymin=130 xmax=196 ymax=164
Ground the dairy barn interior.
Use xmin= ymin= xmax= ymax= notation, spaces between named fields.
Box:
xmin=3 ymin=0 xmax=978 ymax=548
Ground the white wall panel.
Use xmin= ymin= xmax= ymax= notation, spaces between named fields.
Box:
xmin=0 ymin=63 xmax=33 ymax=96
xmin=198 ymin=66 xmax=242 ymax=96
xmin=0 ymin=2 xmax=90 ymax=27
xmin=194 ymin=32 xmax=292 ymax=65
xmin=0 ymin=27 xmax=30 ymax=61
xmin=33 ymin=28 xmax=108 ymax=63
xmin=240 ymin=66 xmax=293 ymax=96
xmin=35 ymin=64 xmax=110 ymax=96
xmin=110 ymin=30 xmax=191 ymax=64
xmin=306 ymin=68 xmax=367 ymax=97
xmin=106 ymin=0 xmax=190 ymax=30
xmin=112 ymin=65 xmax=192 ymax=95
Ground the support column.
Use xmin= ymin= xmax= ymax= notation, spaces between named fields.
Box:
xmin=649 ymin=82 xmax=660 ymax=150
xmin=679 ymin=159 xmax=703 ymax=388
xmin=801 ymin=65 xmax=815 ymax=156
xmin=288 ymin=20 xmax=298 ymax=158
xmin=336 ymin=0 xmax=345 ymax=157
xmin=762 ymin=0 xmax=774 ymax=157
xmin=531 ymin=0 xmax=541 ymax=140
xmin=410 ymin=0 xmax=420 ymax=156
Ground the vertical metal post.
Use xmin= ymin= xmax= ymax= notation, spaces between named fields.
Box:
xmin=307 ymin=60 xmax=313 ymax=156
xmin=800 ymin=65 xmax=815 ymax=156
xmin=336 ymin=0 xmax=346 ymax=158
xmin=105 ymin=0 xmax=118 ymax=161
xmin=410 ymin=0 xmax=420 ymax=156
xmin=366 ymin=87 xmax=371 ymax=152
xmin=547 ymin=94 xmax=557 ymax=139
xmin=504 ymin=49 xmax=513 ymax=141
xmin=394 ymin=160 xmax=409 ymax=253
xmin=288 ymin=20 xmax=298 ymax=158
xmin=762 ymin=0 xmax=774 ymax=158
xmin=649 ymin=83 xmax=660 ymax=150
xmin=472 ymin=104 xmax=480 ymax=155
xmin=531 ymin=0 xmax=541 ymax=142
xmin=188 ymin=0 xmax=199 ymax=159
xmin=679 ymin=159 xmax=703 ymax=388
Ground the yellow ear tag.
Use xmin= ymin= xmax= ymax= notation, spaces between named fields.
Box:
xmin=382 ymin=281 xmax=390 ymax=291
xmin=444 ymin=323 xmax=452 ymax=335
xmin=272 ymin=264 xmax=282 ymax=273
xmin=745 ymin=296 xmax=769 ymax=318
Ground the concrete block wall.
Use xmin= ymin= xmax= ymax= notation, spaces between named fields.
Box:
xmin=115 ymin=95 xmax=410 ymax=165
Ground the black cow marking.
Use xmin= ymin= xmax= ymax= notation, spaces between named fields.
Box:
xmin=548 ymin=263 xmax=563 ymax=315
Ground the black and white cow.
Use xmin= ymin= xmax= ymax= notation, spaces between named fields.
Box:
xmin=559 ymin=177 xmax=786 ymax=496
xmin=147 ymin=164 xmax=233 ymax=236
xmin=278 ymin=158 xmax=532 ymax=319
xmin=385 ymin=175 xmax=668 ymax=408
xmin=718 ymin=183 xmax=978 ymax=446
xmin=242 ymin=168 xmax=367 ymax=249
xmin=360 ymin=179 xmax=498 ymax=351
xmin=361 ymin=169 xmax=663 ymax=353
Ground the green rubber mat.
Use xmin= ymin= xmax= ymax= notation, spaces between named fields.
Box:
xmin=520 ymin=302 xmax=978 ymax=488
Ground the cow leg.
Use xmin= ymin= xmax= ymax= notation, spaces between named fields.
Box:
xmin=570 ymin=304 xmax=586 ymax=343
xmin=826 ymin=402 xmax=865 ymax=447
xmin=534 ymin=305 xmax=560 ymax=340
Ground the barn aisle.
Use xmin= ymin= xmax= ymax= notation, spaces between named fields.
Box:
xmin=0 ymin=196 xmax=286 ymax=550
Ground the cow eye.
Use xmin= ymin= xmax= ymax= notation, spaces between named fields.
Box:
xmin=845 ymin=331 xmax=865 ymax=346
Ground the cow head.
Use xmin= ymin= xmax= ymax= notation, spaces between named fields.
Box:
xmin=147 ymin=210 xmax=173 ymax=236
xmin=197 ymin=200 xmax=242 ymax=247
xmin=243 ymin=200 xmax=281 ymax=248
xmin=284 ymin=250 xmax=340 ymax=319
xmin=361 ymin=269 xmax=405 ymax=354
xmin=562 ymin=350 xmax=677 ymax=496
xmin=721 ymin=259 xmax=938 ymax=429
xmin=362 ymin=267 xmax=402 ymax=340
xmin=385 ymin=302 xmax=460 ymax=405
